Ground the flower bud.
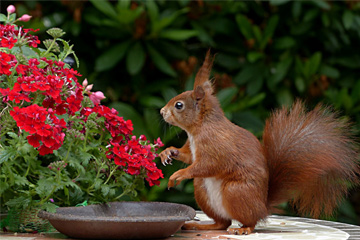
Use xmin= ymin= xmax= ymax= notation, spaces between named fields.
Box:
xmin=85 ymin=84 xmax=93 ymax=92
xmin=7 ymin=5 xmax=16 ymax=14
xmin=18 ymin=14 xmax=32 ymax=22
xmin=46 ymin=27 xmax=66 ymax=38
xmin=94 ymin=91 xmax=105 ymax=99
xmin=89 ymin=91 xmax=105 ymax=105
xmin=82 ymin=79 xmax=88 ymax=87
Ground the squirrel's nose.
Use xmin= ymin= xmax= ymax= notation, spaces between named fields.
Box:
xmin=160 ymin=108 xmax=165 ymax=117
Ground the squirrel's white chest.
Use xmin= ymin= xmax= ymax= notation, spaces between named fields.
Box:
xmin=203 ymin=178 xmax=232 ymax=220
xmin=187 ymin=132 xmax=196 ymax=162
xmin=187 ymin=132 xmax=231 ymax=220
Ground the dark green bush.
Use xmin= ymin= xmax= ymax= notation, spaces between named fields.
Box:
xmin=4 ymin=0 xmax=360 ymax=224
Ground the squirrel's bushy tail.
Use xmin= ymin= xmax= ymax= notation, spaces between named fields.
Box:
xmin=263 ymin=100 xmax=359 ymax=218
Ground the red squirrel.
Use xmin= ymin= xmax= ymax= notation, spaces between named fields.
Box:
xmin=159 ymin=50 xmax=359 ymax=235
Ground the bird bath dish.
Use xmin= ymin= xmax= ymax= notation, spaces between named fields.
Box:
xmin=38 ymin=201 xmax=196 ymax=239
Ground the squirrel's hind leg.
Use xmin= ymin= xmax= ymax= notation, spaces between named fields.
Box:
xmin=182 ymin=220 xmax=231 ymax=230
xmin=221 ymin=179 xmax=268 ymax=235
xmin=186 ymin=178 xmax=232 ymax=231
xmin=228 ymin=226 xmax=254 ymax=235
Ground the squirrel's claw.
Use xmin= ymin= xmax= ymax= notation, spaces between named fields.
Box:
xmin=167 ymin=155 xmax=173 ymax=165
xmin=162 ymin=155 xmax=173 ymax=166
xmin=159 ymin=148 xmax=176 ymax=166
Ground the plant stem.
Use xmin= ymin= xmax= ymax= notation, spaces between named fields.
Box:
xmin=83 ymin=128 xmax=89 ymax=150
xmin=43 ymin=38 xmax=57 ymax=56
xmin=114 ymin=189 xmax=130 ymax=200
xmin=103 ymin=166 xmax=118 ymax=185
xmin=86 ymin=160 xmax=105 ymax=192
xmin=38 ymin=170 xmax=61 ymax=205
xmin=64 ymin=140 xmax=74 ymax=162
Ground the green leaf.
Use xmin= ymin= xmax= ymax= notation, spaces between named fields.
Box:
xmin=159 ymin=29 xmax=197 ymax=41
xmin=14 ymin=174 xmax=29 ymax=187
xmin=350 ymin=81 xmax=360 ymax=102
xmin=6 ymin=196 xmax=32 ymax=209
xmin=292 ymin=1 xmax=302 ymax=19
xmin=303 ymin=9 xmax=319 ymax=22
xmin=273 ymin=36 xmax=296 ymax=49
xmin=36 ymin=178 xmax=57 ymax=198
xmin=252 ymin=25 xmax=262 ymax=44
xmin=235 ymin=14 xmax=253 ymax=40
xmin=116 ymin=0 xmax=131 ymax=11
xmin=339 ymin=88 xmax=353 ymax=110
xmin=191 ymin=21 xmax=215 ymax=46
xmin=234 ymin=64 xmax=262 ymax=85
xmin=295 ymin=77 xmax=306 ymax=93
xmin=268 ymin=58 xmax=293 ymax=88
xmin=126 ymin=42 xmax=146 ymax=75
xmin=7 ymin=132 xmax=19 ymax=139
xmin=270 ymin=0 xmax=291 ymax=5
xmin=343 ymin=10 xmax=354 ymax=30
xmin=319 ymin=65 xmax=340 ymax=79
xmin=94 ymin=178 xmax=103 ymax=190
xmin=8 ymin=13 xmax=16 ymax=23
xmin=321 ymin=13 xmax=330 ymax=27
xmin=90 ymin=0 xmax=117 ymax=19
xmin=217 ymin=87 xmax=238 ymax=108
xmin=0 ymin=147 xmax=17 ymax=164
xmin=0 ymin=181 xmax=9 ymax=195
xmin=117 ymin=6 xmax=145 ymax=24
xmin=101 ymin=185 xmax=110 ymax=196
xmin=42 ymin=202 xmax=58 ymax=213
xmin=151 ymin=8 xmax=189 ymax=34
xmin=247 ymin=52 xmax=264 ymax=63
xmin=310 ymin=0 xmax=330 ymax=10
xmin=146 ymin=0 xmax=159 ymax=23
xmin=147 ymin=44 xmax=177 ymax=77
xmin=247 ymin=93 xmax=266 ymax=107
xmin=276 ymin=89 xmax=294 ymax=107
xmin=260 ymin=15 xmax=279 ymax=49
xmin=247 ymin=75 xmax=264 ymax=96
xmin=308 ymin=52 xmax=322 ymax=76
xmin=160 ymin=41 xmax=188 ymax=59
xmin=95 ymin=40 xmax=131 ymax=72
xmin=0 ymin=14 xmax=7 ymax=22
xmin=78 ymin=152 xmax=92 ymax=166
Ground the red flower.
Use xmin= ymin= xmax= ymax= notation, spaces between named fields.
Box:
xmin=0 ymin=52 xmax=16 ymax=75
xmin=38 ymin=145 xmax=54 ymax=156
xmin=41 ymin=135 xmax=56 ymax=148
xmin=27 ymin=134 xmax=41 ymax=148
xmin=16 ymin=64 xmax=28 ymax=75
xmin=36 ymin=124 xmax=52 ymax=136
xmin=0 ymin=37 xmax=17 ymax=49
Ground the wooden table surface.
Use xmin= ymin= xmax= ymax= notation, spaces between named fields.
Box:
xmin=1 ymin=213 xmax=360 ymax=240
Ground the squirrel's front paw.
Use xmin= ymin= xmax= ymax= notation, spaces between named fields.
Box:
xmin=168 ymin=169 xmax=188 ymax=189
xmin=159 ymin=147 xmax=179 ymax=166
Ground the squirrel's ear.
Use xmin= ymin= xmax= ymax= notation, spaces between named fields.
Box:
xmin=194 ymin=49 xmax=215 ymax=95
xmin=194 ymin=85 xmax=205 ymax=101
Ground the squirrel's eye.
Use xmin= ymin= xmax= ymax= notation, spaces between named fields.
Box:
xmin=175 ymin=102 xmax=184 ymax=110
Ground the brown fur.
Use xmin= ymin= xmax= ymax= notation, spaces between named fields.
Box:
xmin=159 ymin=51 xmax=360 ymax=234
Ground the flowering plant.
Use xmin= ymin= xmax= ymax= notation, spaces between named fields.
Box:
xmin=0 ymin=6 xmax=163 ymax=213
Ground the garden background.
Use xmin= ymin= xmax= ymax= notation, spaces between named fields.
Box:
xmin=1 ymin=0 xmax=359 ymax=225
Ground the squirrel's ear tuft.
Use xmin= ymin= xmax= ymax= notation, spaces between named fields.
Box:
xmin=194 ymin=49 xmax=215 ymax=94
xmin=194 ymin=85 xmax=205 ymax=101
